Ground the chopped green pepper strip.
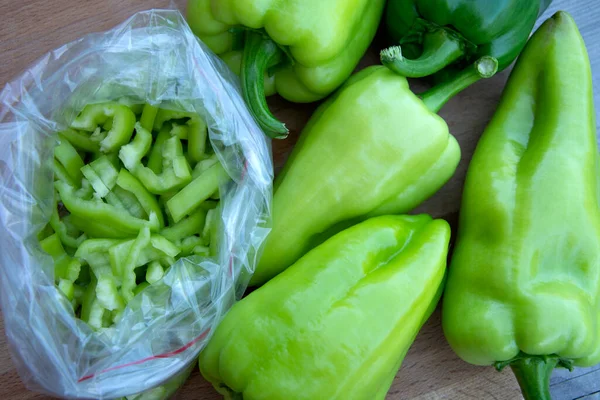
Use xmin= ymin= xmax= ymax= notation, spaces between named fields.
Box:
xmin=153 ymin=109 xmax=192 ymax=131
xmin=58 ymin=279 xmax=75 ymax=301
xmin=178 ymin=235 xmax=207 ymax=256
xmin=146 ymin=260 xmax=164 ymax=284
xmin=123 ymin=101 xmax=144 ymax=116
xmin=40 ymin=233 xmax=82 ymax=282
xmin=187 ymin=117 xmax=208 ymax=163
xmin=58 ymin=128 xmax=100 ymax=153
xmin=140 ymin=104 xmax=159 ymax=132
xmin=147 ymin=125 xmax=171 ymax=174
xmin=171 ymin=123 xmax=188 ymax=140
xmin=71 ymin=102 xmax=136 ymax=153
xmin=95 ymin=269 xmax=125 ymax=312
xmin=150 ymin=236 xmax=180 ymax=258
xmin=81 ymin=165 xmax=111 ymax=198
xmin=133 ymin=282 xmax=150 ymax=296
xmin=69 ymin=214 xmax=135 ymax=239
xmin=54 ymin=134 xmax=85 ymax=185
xmin=80 ymin=276 xmax=99 ymax=325
xmin=194 ymin=246 xmax=210 ymax=257
xmin=166 ymin=162 xmax=229 ymax=223
xmin=56 ymin=180 xmax=159 ymax=237
xmin=120 ymin=227 xmax=152 ymax=302
xmin=37 ymin=223 xmax=54 ymax=241
xmin=153 ymin=109 xmax=208 ymax=163
xmin=53 ymin=159 xmax=78 ymax=188
xmin=75 ymin=238 xmax=125 ymax=312
xmin=116 ymin=169 xmax=164 ymax=228
xmin=132 ymin=136 xmax=192 ymax=195
xmin=119 ymin=122 xmax=152 ymax=171
xmin=160 ymin=208 xmax=207 ymax=242
xmin=61 ymin=215 xmax=80 ymax=237
xmin=108 ymin=233 xmax=180 ymax=278
xmin=108 ymin=187 xmax=147 ymax=219
xmin=49 ymin=197 xmax=86 ymax=249
xmin=87 ymin=299 xmax=106 ymax=330
xmin=192 ymin=155 xmax=219 ymax=179
xmin=75 ymin=178 xmax=94 ymax=200
xmin=202 ymin=208 xmax=219 ymax=256
xmin=90 ymin=155 xmax=119 ymax=188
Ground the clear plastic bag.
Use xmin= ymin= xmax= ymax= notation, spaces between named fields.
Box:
xmin=0 ymin=9 xmax=273 ymax=399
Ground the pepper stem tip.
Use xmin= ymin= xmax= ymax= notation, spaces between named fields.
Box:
xmin=475 ymin=56 xmax=499 ymax=79
xmin=381 ymin=28 xmax=467 ymax=78
xmin=380 ymin=46 xmax=403 ymax=64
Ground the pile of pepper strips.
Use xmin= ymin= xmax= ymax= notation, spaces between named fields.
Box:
xmin=41 ymin=0 xmax=600 ymax=399
xmin=42 ymin=103 xmax=230 ymax=330
xmin=182 ymin=1 xmax=600 ymax=400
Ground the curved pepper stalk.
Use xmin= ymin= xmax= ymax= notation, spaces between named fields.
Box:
xmin=494 ymin=354 xmax=573 ymax=400
xmin=240 ymin=30 xmax=289 ymax=139
xmin=381 ymin=0 xmax=550 ymax=98
xmin=380 ymin=26 xmax=470 ymax=78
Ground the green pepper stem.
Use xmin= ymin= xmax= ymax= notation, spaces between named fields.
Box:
xmin=241 ymin=31 xmax=288 ymax=139
xmin=381 ymin=29 xmax=466 ymax=78
xmin=509 ymin=357 xmax=558 ymax=400
xmin=420 ymin=56 xmax=498 ymax=113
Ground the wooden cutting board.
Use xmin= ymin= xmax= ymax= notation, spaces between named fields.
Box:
xmin=0 ymin=0 xmax=599 ymax=399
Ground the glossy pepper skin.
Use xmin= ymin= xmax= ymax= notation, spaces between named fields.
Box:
xmin=381 ymin=0 xmax=551 ymax=95
xmin=442 ymin=12 xmax=600 ymax=400
xmin=250 ymin=55 xmax=499 ymax=286
xmin=200 ymin=214 xmax=450 ymax=400
xmin=186 ymin=0 xmax=385 ymax=138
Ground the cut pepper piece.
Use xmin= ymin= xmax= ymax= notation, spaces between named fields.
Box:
xmin=58 ymin=128 xmax=101 ymax=153
xmin=132 ymin=136 xmax=192 ymax=195
xmin=119 ymin=227 xmax=151 ymax=302
xmin=147 ymin=125 xmax=171 ymax=174
xmin=56 ymin=180 xmax=159 ymax=237
xmin=116 ymin=168 xmax=164 ymax=228
xmin=75 ymin=238 xmax=125 ymax=312
xmin=49 ymin=196 xmax=86 ymax=249
xmin=71 ymin=102 xmax=136 ymax=153
xmin=139 ymin=103 xmax=159 ymax=132
xmin=119 ymin=122 xmax=152 ymax=171
xmin=40 ymin=233 xmax=82 ymax=282
xmin=160 ymin=208 xmax=207 ymax=242
xmin=54 ymin=134 xmax=84 ymax=186
xmin=166 ymin=162 xmax=229 ymax=223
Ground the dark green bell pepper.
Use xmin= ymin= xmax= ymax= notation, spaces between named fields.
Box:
xmin=381 ymin=0 xmax=551 ymax=93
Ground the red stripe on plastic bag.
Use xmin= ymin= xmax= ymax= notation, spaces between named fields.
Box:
xmin=77 ymin=328 xmax=210 ymax=383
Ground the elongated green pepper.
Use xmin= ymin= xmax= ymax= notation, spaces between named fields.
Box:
xmin=252 ymin=56 xmax=498 ymax=286
xmin=381 ymin=0 xmax=551 ymax=94
xmin=442 ymin=12 xmax=600 ymax=400
xmin=200 ymin=214 xmax=450 ymax=400
xmin=186 ymin=0 xmax=386 ymax=138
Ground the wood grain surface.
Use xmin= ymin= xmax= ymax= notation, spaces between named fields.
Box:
xmin=0 ymin=0 xmax=599 ymax=399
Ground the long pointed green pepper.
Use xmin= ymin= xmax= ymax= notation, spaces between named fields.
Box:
xmin=252 ymin=55 xmax=498 ymax=286
xmin=442 ymin=12 xmax=600 ymax=400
